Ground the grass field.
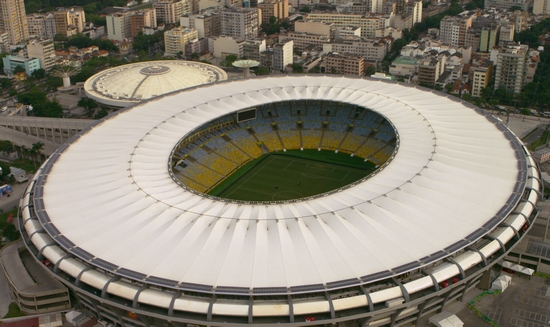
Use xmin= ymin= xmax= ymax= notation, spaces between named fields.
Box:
xmin=208 ymin=150 xmax=376 ymax=201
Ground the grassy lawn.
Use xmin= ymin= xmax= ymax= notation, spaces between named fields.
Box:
xmin=0 ymin=208 xmax=17 ymax=223
xmin=529 ymin=129 xmax=549 ymax=151
xmin=3 ymin=303 xmax=25 ymax=319
xmin=209 ymin=150 xmax=376 ymax=201
xmin=8 ymin=158 xmax=39 ymax=174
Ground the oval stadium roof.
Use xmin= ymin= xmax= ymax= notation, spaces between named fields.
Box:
xmin=83 ymin=60 xmax=228 ymax=107
xmin=42 ymin=76 xmax=523 ymax=290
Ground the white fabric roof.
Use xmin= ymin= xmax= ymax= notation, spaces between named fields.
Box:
xmin=83 ymin=60 xmax=227 ymax=107
xmin=43 ymin=76 xmax=521 ymax=290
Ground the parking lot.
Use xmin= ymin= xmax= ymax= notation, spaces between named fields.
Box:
xmin=471 ymin=276 xmax=550 ymax=327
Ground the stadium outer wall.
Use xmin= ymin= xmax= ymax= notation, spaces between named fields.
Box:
xmin=18 ymin=76 xmax=542 ymax=327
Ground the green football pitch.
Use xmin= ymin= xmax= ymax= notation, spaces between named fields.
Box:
xmin=208 ymin=150 xmax=376 ymax=202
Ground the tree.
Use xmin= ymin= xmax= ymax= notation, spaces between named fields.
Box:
xmin=13 ymin=65 xmax=26 ymax=74
xmin=78 ymin=97 xmax=99 ymax=117
xmin=30 ymin=142 xmax=44 ymax=166
xmin=255 ymin=66 xmax=270 ymax=75
xmin=0 ymin=140 xmax=14 ymax=154
xmin=224 ymin=55 xmax=237 ymax=66
xmin=292 ymin=63 xmax=304 ymax=73
xmin=191 ymin=52 xmax=200 ymax=60
xmin=2 ymin=223 xmax=20 ymax=242
xmin=0 ymin=78 xmax=12 ymax=89
xmin=444 ymin=83 xmax=453 ymax=93
xmin=299 ymin=5 xmax=311 ymax=12
xmin=365 ymin=66 xmax=376 ymax=76
xmin=94 ymin=107 xmax=109 ymax=119
xmin=462 ymin=93 xmax=473 ymax=101
xmin=31 ymin=68 xmax=46 ymax=79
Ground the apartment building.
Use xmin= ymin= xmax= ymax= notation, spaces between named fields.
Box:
xmin=323 ymin=37 xmax=389 ymax=61
xmin=325 ymin=53 xmax=365 ymax=75
xmin=54 ymin=7 xmax=86 ymax=37
xmin=130 ymin=9 xmax=156 ymax=38
xmin=27 ymin=13 xmax=56 ymax=39
xmin=181 ymin=12 xmax=221 ymax=38
xmin=306 ymin=13 xmax=381 ymax=38
xmin=494 ymin=43 xmax=532 ymax=94
xmin=439 ymin=16 xmax=472 ymax=47
xmin=154 ymin=0 xmax=190 ymax=24
xmin=257 ymin=0 xmax=288 ymax=23
xmin=0 ymin=0 xmax=29 ymax=45
xmin=470 ymin=59 xmax=493 ymax=97
xmin=279 ymin=32 xmax=330 ymax=51
xmin=164 ymin=26 xmax=199 ymax=56
xmin=27 ymin=38 xmax=55 ymax=71
xmin=221 ymin=7 xmax=259 ymax=40
xmin=106 ymin=11 xmax=132 ymax=41
xmin=272 ymin=39 xmax=293 ymax=71
xmin=417 ymin=55 xmax=446 ymax=86
xmin=243 ymin=38 xmax=266 ymax=61
xmin=208 ymin=35 xmax=244 ymax=58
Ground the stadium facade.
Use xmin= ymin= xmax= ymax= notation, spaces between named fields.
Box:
xmin=20 ymin=76 xmax=541 ymax=327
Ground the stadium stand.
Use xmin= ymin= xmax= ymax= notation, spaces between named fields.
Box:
xmin=172 ymin=100 xmax=397 ymax=193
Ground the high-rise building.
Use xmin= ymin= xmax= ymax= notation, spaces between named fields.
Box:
xmin=404 ymin=0 xmax=422 ymax=25
xmin=439 ymin=16 xmax=472 ymax=48
xmin=130 ymin=9 xmax=157 ymax=37
xmin=154 ymin=0 xmax=191 ymax=24
xmin=494 ymin=43 xmax=531 ymax=94
xmin=54 ymin=7 xmax=86 ymax=37
xmin=106 ymin=11 xmax=132 ymax=41
xmin=164 ymin=26 xmax=198 ymax=56
xmin=0 ymin=0 xmax=29 ymax=45
xmin=499 ymin=22 xmax=514 ymax=47
xmin=272 ymin=39 xmax=293 ymax=72
xmin=221 ymin=7 xmax=259 ymax=40
xmin=27 ymin=13 xmax=56 ymax=39
xmin=27 ymin=38 xmax=55 ymax=71
xmin=242 ymin=38 xmax=266 ymax=61
xmin=181 ymin=12 xmax=221 ymax=38
xmin=306 ymin=14 xmax=381 ymax=38
xmin=469 ymin=58 xmax=493 ymax=97
xmin=479 ymin=23 xmax=499 ymax=52
xmin=325 ymin=53 xmax=365 ymax=75
xmin=485 ymin=0 xmax=528 ymax=11
xmin=417 ymin=55 xmax=446 ymax=86
xmin=257 ymin=0 xmax=288 ymax=24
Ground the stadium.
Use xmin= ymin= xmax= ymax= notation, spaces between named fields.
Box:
xmin=83 ymin=60 xmax=228 ymax=108
xmin=20 ymin=76 xmax=540 ymax=327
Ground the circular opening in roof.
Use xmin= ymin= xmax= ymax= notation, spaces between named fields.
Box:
xmin=170 ymin=100 xmax=398 ymax=203
xmin=140 ymin=65 xmax=171 ymax=75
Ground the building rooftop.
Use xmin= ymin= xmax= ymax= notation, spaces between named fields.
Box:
xmin=393 ymin=56 xmax=418 ymax=65
xmin=83 ymin=60 xmax=228 ymax=107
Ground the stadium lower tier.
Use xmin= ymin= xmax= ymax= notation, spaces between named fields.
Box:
xmin=19 ymin=146 xmax=540 ymax=327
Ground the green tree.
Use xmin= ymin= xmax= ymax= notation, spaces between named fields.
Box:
xmin=31 ymin=68 xmax=46 ymax=79
xmin=13 ymin=66 xmax=26 ymax=74
xmin=2 ymin=223 xmax=20 ymax=241
xmin=78 ymin=97 xmax=99 ymax=117
xmin=0 ymin=140 xmax=14 ymax=154
xmin=299 ymin=5 xmax=311 ymax=12
xmin=191 ymin=52 xmax=200 ymax=60
xmin=445 ymin=83 xmax=453 ymax=93
xmin=291 ymin=63 xmax=303 ymax=73
xmin=0 ymin=78 xmax=12 ymax=89
xmin=365 ymin=66 xmax=376 ymax=76
xmin=462 ymin=93 xmax=473 ymax=101
xmin=224 ymin=54 xmax=237 ymax=66
xmin=255 ymin=66 xmax=270 ymax=75
xmin=30 ymin=141 xmax=44 ymax=166
xmin=94 ymin=107 xmax=109 ymax=119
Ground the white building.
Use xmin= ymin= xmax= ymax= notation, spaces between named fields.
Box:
xmin=164 ymin=27 xmax=199 ymax=56
xmin=221 ymin=7 xmax=259 ymax=40
xmin=154 ymin=0 xmax=191 ymax=24
xmin=273 ymin=39 xmax=293 ymax=71
xmin=209 ymin=35 xmax=245 ymax=58
xmin=323 ymin=37 xmax=389 ymax=61
xmin=306 ymin=13 xmax=381 ymax=38
xmin=27 ymin=13 xmax=56 ymax=39
xmin=0 ymin=0 xmax=29 ymax=45
xmin=180 ymin=12 xmax=221 ymax=38
xmin=106 ymin=11 xmax=132 ymax=41
xmin=27 ymin=38 xmax=55 ymax=71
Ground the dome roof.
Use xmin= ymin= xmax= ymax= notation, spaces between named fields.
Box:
xmin=83 ymin=60 xmax=228 ymax=107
